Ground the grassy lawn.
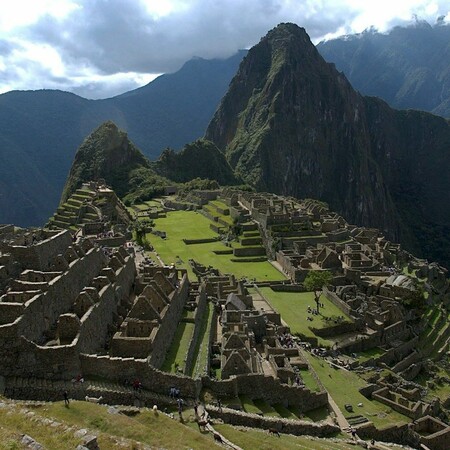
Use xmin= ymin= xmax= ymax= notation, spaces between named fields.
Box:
xmin=147 ymin=211 xmax=285 ymax=281
xmin=215 ymin=424 xmax=362 ymax=450
xmin=272 ymin=403 xmax=298 ymax=419
xmin=299 ymin=368 xmax=321 ymax=392
xmin=162 ymin=321 xmax=195 ymax=373
xmin=255 ymin=288 xmax=351 ymax=346
xmin=190 ymin=302 xmax=214 ymax=378
xmin=305 ymin=353 xmax=410 ymax=429
xmin=253 ymin=399 xmax=281 ymax=417
xmin=0 ymin=399 xmax=220 ymax=450
xmin=356 ymin=347 xmax=386 ymax=363
xmin=239 ymin=395 xmax=263 ymax=414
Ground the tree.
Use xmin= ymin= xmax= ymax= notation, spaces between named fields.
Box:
xmin=304 ymin=271 xmax=333 ymax=313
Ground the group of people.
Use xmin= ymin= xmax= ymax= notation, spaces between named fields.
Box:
xmin=278 ymin=332 xmax=295 ymax=348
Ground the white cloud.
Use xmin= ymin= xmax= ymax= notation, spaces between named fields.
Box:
xmin=0 ymin=0 xmax=448 ymax=98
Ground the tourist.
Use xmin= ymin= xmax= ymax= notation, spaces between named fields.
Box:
xmin=63 ymin=390 xmax=70 ymax=407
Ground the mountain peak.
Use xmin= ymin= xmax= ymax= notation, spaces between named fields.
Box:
xmin=61 ymin=121 xmax=150 ymax=203
xmin=265 ymin=22 xmax=308 ymax=40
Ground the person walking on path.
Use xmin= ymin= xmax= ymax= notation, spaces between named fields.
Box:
xmin=63 ymin=390 xmax=70 ymax=407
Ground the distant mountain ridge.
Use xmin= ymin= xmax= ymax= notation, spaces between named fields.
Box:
xmin=0 ymin=51 xmax=246 ymax=227
xmin=317 ymin=21 xmax=450 ymax=117
xmin=205 ymin=23 xmax=450 ymax=268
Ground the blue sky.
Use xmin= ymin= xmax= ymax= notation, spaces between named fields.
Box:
xmin=0 ymin=0 xmax=448 ymax=99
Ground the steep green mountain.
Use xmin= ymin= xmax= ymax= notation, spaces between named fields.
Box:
xmin=317 ymin=22 xmax=450 ymax=117
xmin=62 ymin=121 xmax=169 ymax=205
xmin=152 ymin=139 xmax=240 ymax=184
xmin=0 ymin=51 xmax=246 ymax=227
xmin=62 ymin=122 xmax=241 ymax=207
xmin=205 ymin=23 xmax=450 ymax=268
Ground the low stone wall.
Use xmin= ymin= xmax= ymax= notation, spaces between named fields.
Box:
xmin=323 ymin=288 xmax=353 ymax=316
xmin=270 ymin=284 xmax=305 ymax=292
xmin=213 ymin=249 xmax=233 ymax=255
xmin=207 ymin=405 xmax=339 ymax=437
xmin=372 ymin=387 xmax=423 ymax=420
xmin=376 ymin=336 xmax=418 ymax=366
xmin=339 ymin=331 xmax=381 ymax=354
xmin=310 ymin=319 xmax=363 ymax=338
xmin=95 ymin=236 xmax=126 ymax=247
xmin=233 ymin=247 xmax=266 ymax=257
xmin=392 ymin=350 xmax=420 ymax=373
xmin=183 ymin=238 xmax=219 ymax=245
xmin=203 ymin=373 xmax=327 ymax=411
xmin=355 ymin=422 xmax=420 ymax=448
xmin=240 ymin=237 xmax=262 ymax=246
xmin=230 ymin=257 xmax=267 ymax=263
xmin=210 ymin=224 xmax=226 ymax=233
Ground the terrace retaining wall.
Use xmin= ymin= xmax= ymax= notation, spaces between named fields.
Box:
xmin=206 ymin=405 xmax=339 ymax=437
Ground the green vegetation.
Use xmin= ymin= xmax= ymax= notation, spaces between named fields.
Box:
xmin=147 ymin=210 xmax=285 ymax=281
xmin=0 ymin=398 xmax=220 ymax=450
xmin=62 ymin=122 xmax=170 ymax=204
xmin=305 ymin=354 xmax=410 ymax=428
xmin=356 ymin=347 xmax=386 ymax=363
xmin=239 ymin=395 xmax=263 ymax=414
xmin=299 ymin=368 xmax=321 ymax=392
xmin=255 ymin=288 xmax=351 ymax=346
xmin=190 ymin=302 xmax=214 ymax=378
xmin=215 ymin=424 xmax=363 ymax=450
xmin=152 ymin=139 xmax=240 ymax=185
xmin=162 ymin=321 xmax=195 ymax=373
xmin=252 ymin=399 xmax=281 ymax=417
xmin=304 ymin=271 xmax=333 ymax=313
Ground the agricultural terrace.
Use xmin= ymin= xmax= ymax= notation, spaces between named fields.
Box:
xmin=305 ymin=354 xmax=410 ymax=429
xmin=253 ymin=288 xmax=352 ymax=346
xmin=214 ymin=424 xmax=364 ymax=450
xmin=146 ymin=210 xmax=286 ymax=281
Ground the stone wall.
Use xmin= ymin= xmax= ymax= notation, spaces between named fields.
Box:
xmin=183 ymin=238 xmax=219 ymax=245
xmin=148 ymin=274 xmax=189 ymax=369
xmin=80 ymin=354 xmax=200 ymax=398
xmin=0 ymin=249 xmax=134 ymax=379
xmin=12 ymin=337 xmax=81 ymax=380
xmin=184 ymin=286 xmax=207 ymax=375
xmin=355 ymin=422 xmax=420 ymax=448
xmin=233 ymin=247 xmax=266 ymax=257
xmin=202 ymin=374 xmax=327 ymax=412
xmin=77 ymin=255 xmax=135 ymax=354
xmin=310 ymin=319 xmax=363 ymax=338
xmin=270 ymin=284 xmax=305 ymax=292
xmin=207 ymin=405 xmax=339 ymax=437
xmin=16 ymin=247 xmax=106 ymax=342
xmin=323 ymin=288 xmax=353 ymax=316
xmin=0 ymin=302 xmax=25 ymax=325
xmin=7 ymin=230 xmax=73 ymax=271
